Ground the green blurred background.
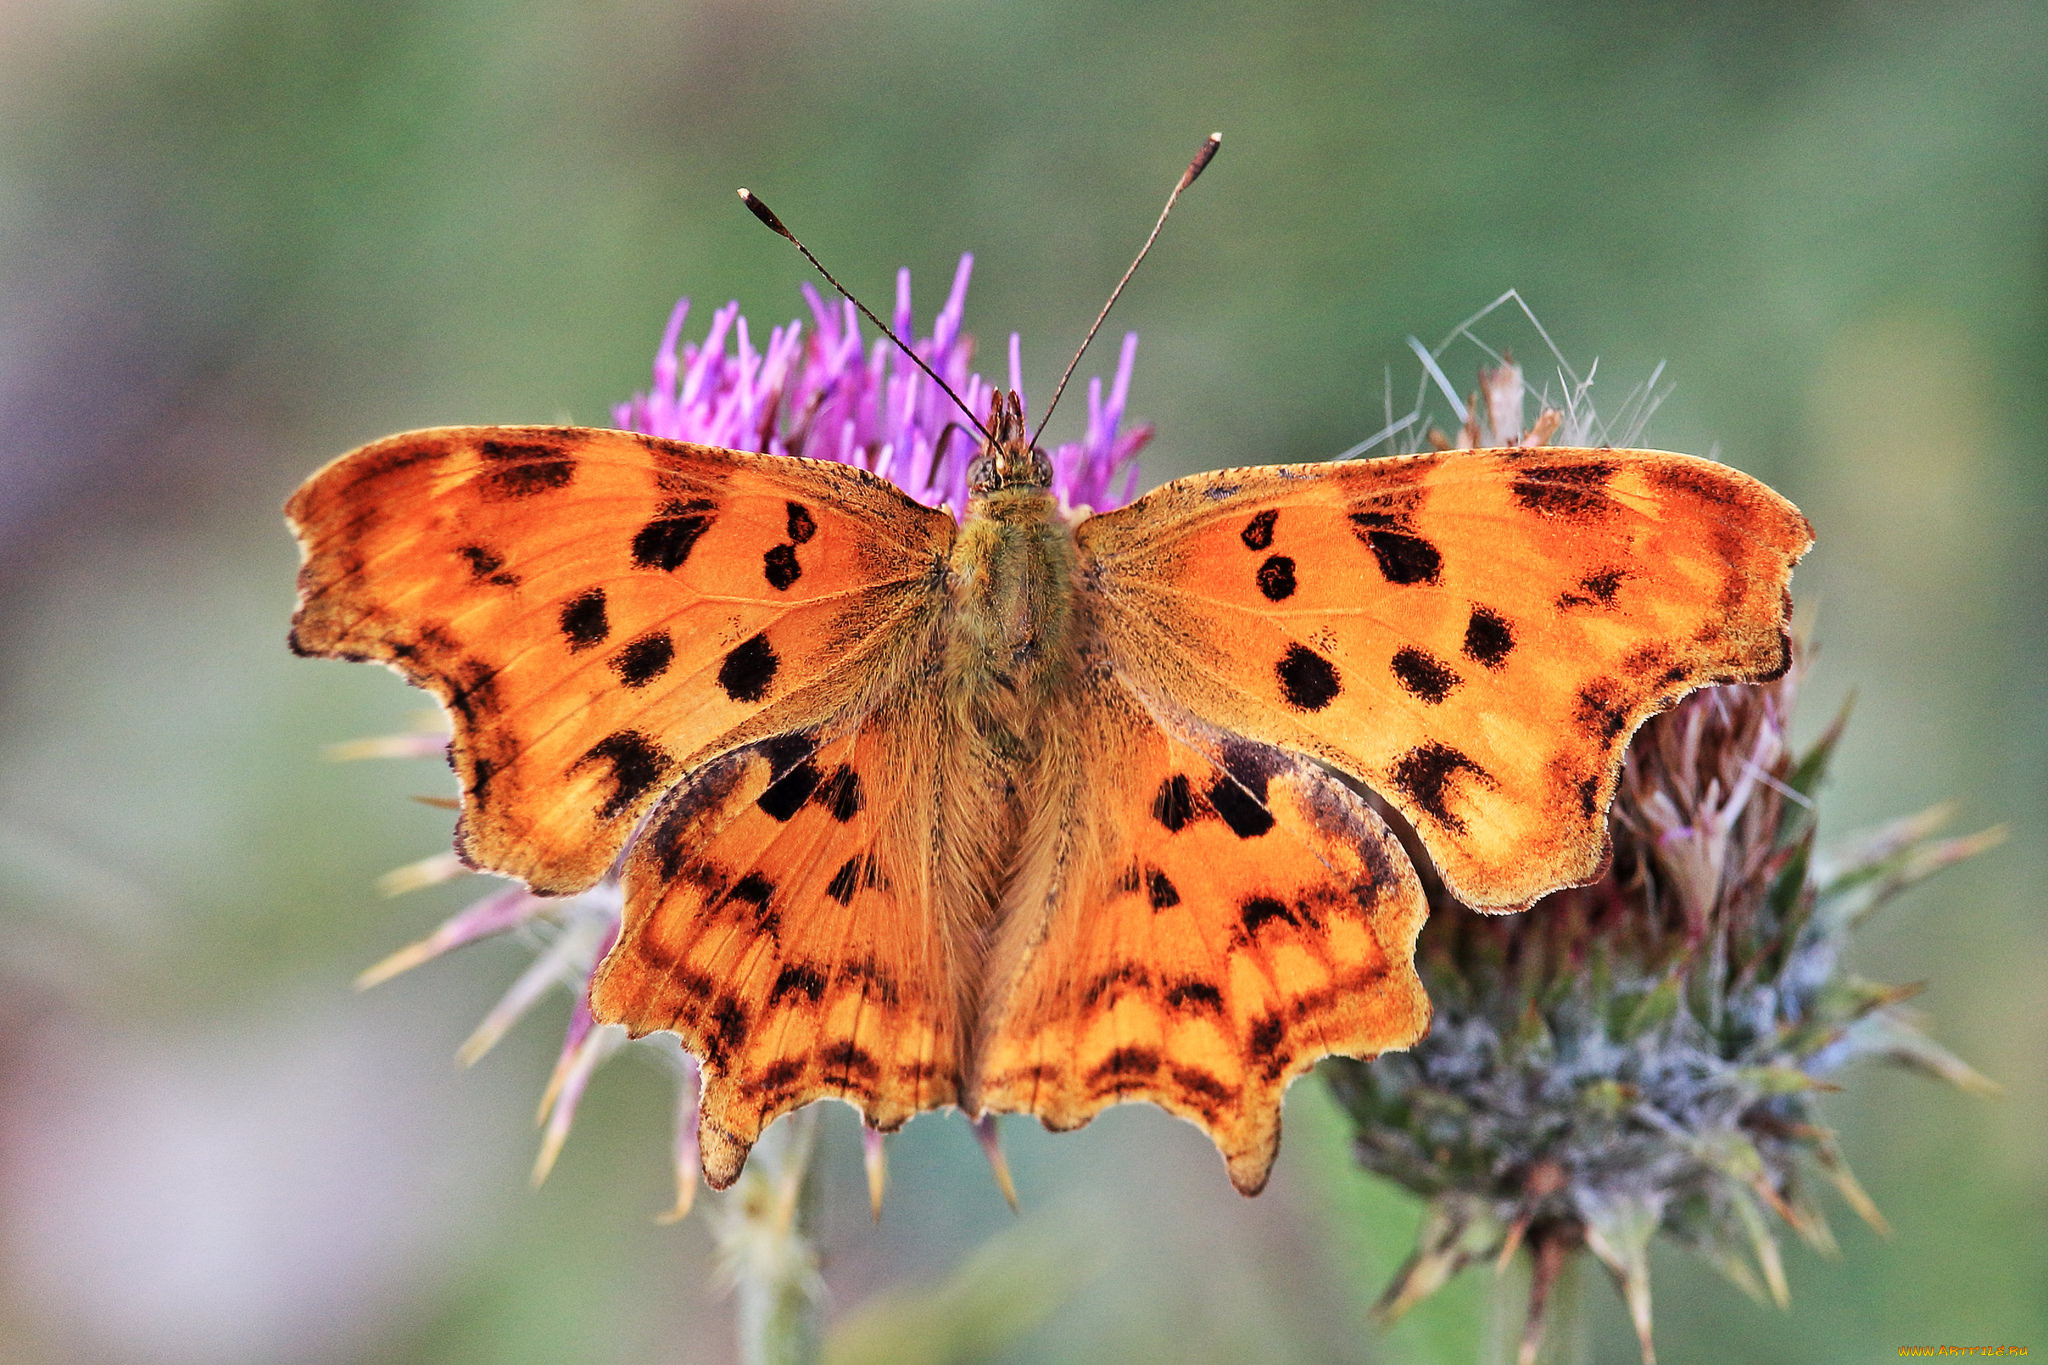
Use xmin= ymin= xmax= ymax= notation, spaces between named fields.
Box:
xmin=0 ymin=1 xmax=2041 ymax=1360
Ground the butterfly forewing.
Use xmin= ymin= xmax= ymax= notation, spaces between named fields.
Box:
xmin=287 ymin=426 xmax=956 ymax=893
xmin=1077 ymin=447 xmax=1812 ymax=911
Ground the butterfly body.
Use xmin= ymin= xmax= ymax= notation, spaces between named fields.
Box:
xmin=289 ymin=408 xmax=1809 ymax=1194
xmin=921 ymin=483 xmax=1083 ymax=1058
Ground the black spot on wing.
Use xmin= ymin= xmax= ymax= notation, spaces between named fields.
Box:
xmin=1240 ymin=509 xmax=1278 ymax=550
xmin=1513 ymin=461 xmax=1615 ymax=519
xmin=723 ymin=871 xmax=776 ymax=919
xmin=1558 ymin=566 xmax=1629 ymax=611
xmin=609 ymin=631 xmax=675 ymax=688
xmin=701 ymin=995 xmax=750 ymax=1070
xmin=1463 ymin=606 xmax=1514 ymax=668
xmin=770 ymin=963 xmax=827 ymax=1005
xmin=1207 ymin=742 xmax=1277 ymax=839
xmin=1146 ymin=867 xmax=1181 ymax=910
xmin=1276 ymin=643 xmax=1341 ymax=711
xmin=1256 ymin=555 xmax=1296 ymax=601
xmin=825 ymin=856 xmax=861 ymax=905
xmin=1152 ymin=774 xmax=1196 ymax=832
xmin=1247 ymin=1014 xmax=1287 ymax=1077
xmin=477 ymin=441 xmax=576 ymax=500
xmin=1345 ymin=504 xmax=1412 ymax=532
xmin=755 ymin=758 xmax=822 ymax=821
xmin=758 ymin=733 xmax=818 ymax=773
xmin=479 ymin=437 xmax=575 ymax=462
xmin=837 ymin=955 xmax=900 ymax=1006
xmin=717 ymin=633 xmax=779 ymax=703
xmin=1210 ymin=783 xmax=1276 ymax=838
xmin=632 ymin=498 xmax=717 ymax=571
xmin=559 ymin=589 xmax=609 ymax=652
xmin=576 ymin=731 xmax=674 ymax=820
xmin=1582 ymin=568 xmax=1626 ymax=603
xmin=1349 ymin=513 xmax=1443 ymax=586
xmin=763 ymin=543 xmax=802 ymax=590
xmin=1390 ymin=646 xmax=1460 ymax=704
xmin=442 ymin=658 xmax=500 ymax=725
xmin=1170 ymin=1066 xmax=1232 ymax=1113
xmin=819 ymin=859 xmax=860 ymax=900
xmin=1578 ymin=774 xmax=1603 ymax=817
xmin=724 ymin=874 xmax=774 ymax=910
xmin=1576 ymin=680 xmax=1632 ymax=741
xmin=755 ymin=1058 xmax=808 ymax=1096
xmin=1083 ymin=963 xmax=1154 ymax=1008
xmin=1164 ymin=979 xmax=1223 ymax=1013
xmin=1214 ymin=739 xmax=1275 ymax=801
xmin=468 ymin=755 xmax=496 ymax=804
xmin=1240 ymin=895 xmax=1298 ymax=937
xmin=820 ymin=1041 xmax=881 ymax=1085
xmin=814 ymin=765 xmax=863 ymax=822
xmin=1087 ymin=1047 xmax=1162 ymax=1092
xmin=785 ymin=501 xmax=817 ymax=543
xmin=458 ymin=544 xmax=520 ymax=587
xmin=1389 ymin=741 xmax=1489 ymax=833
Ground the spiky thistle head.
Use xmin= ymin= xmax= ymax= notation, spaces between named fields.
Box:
xmin=1324 ymin=356 xmax=1999 ymax=1365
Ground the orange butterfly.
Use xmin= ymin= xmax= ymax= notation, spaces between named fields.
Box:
xmin=289 ymin=380 xmax=1808 ymax=1196
xmin=291 ymin=139 xmax=1807 ymax=1196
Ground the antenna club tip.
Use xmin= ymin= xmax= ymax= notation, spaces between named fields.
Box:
xmin=737 ymin=188 xmax=793 ymax=239
xmin=1183 ymin=132 xmax=1223 ymax=187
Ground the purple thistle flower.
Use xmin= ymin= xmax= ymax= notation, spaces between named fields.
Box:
xmin=614 ymin=253 xmax=1151 ymax=515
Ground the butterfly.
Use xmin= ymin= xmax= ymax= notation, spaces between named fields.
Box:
xmin=286 ymin=376 xmax=1810 ymax=1196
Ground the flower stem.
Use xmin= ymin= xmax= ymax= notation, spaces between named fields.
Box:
xmin=719 ymin=1107 xmax=824 ymax=1365
xmin=1481 ymin=1242 xmax=1588 ymax=1365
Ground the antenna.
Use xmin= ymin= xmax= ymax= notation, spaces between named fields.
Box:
xmin=738 ymin=189 xmax=993 ymax=446
xmin=1030 ymin=132 xmax=1221 ymax=448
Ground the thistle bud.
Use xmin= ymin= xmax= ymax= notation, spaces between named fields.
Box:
xmin=1326 ymin=646 xmax=1998 ymax=1363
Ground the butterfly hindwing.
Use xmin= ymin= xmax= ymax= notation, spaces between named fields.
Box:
xmin=972 ymin=671 xmax=1431 ymax=1194
xmin=591 ymin=687 xmax=965 ymax=1188
xmin=287 ymin=426 xmax=955 ymax=893
xmin=1077 ymin=447 xmax=1811 ymax=911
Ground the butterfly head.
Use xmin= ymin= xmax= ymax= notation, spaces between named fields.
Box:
xmin=967 ymin=389 xmax=1053 ymax=494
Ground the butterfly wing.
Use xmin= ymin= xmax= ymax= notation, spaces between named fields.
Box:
xmin=971 ymin=671 xmax=1430 ymax=1195
xmin=287 ymin=426 xmax=955 ymax=893
xmin=1075 ymin=447 xmax=1811 ymax=911
xmin=591 ymin=685 xmax=964 ymax=1187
